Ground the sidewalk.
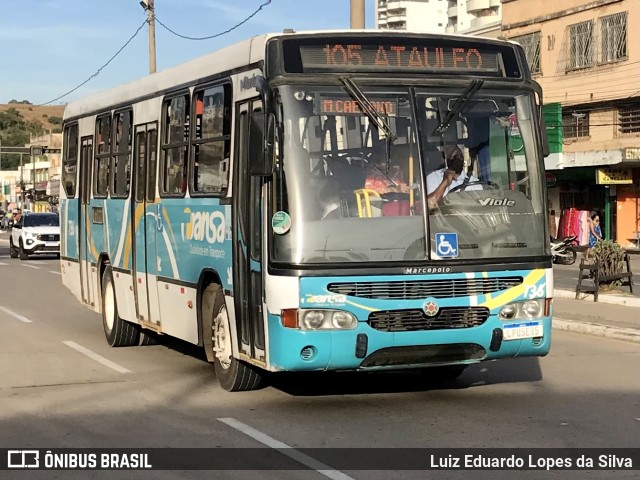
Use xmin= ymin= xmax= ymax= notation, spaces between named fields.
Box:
xmin=552 ymin=255 xmax=639 ymax=341
xmin=552 ymin=295 xmax=640 ymax=343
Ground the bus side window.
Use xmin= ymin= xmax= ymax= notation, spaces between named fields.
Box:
xmin=62 ymin=123 xmax=79 ymax=197
xmin=160 ymin=94 xmax=190 ymax=196
xmin=191 ymin=83 xmax=231 ymax=195
xmin=94 ymin=114 xmax=111 ymax=197
xmin=112 ymin=110 xmax=133 ymax=198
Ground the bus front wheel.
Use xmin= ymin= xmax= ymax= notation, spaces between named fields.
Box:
xmin=208 ymin=285 xmax=263 ymax=392
xmin=101 ymin=266 xmax=140 ymax=347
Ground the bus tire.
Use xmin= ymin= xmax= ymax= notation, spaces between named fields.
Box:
xmin=101 ymin=266 xmax=139 ymax=347
xmin=208 ymin=285 xmax=263 ymax=392
xmin=139 ymin=330 xmax=158 ymax=346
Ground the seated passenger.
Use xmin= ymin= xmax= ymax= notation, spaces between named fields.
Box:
xmin=364 ymin=157 xmax=408 ymax=195
xmin=426 ymin=146 xmax=481 ymax=209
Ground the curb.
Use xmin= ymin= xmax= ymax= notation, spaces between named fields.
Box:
xmin=553 ymin=317 xmax=640 ymax=343
xmin=554 ymin=287 xmax=640 ymax=308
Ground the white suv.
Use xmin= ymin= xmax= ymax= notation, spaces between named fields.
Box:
xmin=10 ymin=212 xmax=61 ymax=260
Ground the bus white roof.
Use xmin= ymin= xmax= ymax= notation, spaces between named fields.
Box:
xmin=64 ymin=34 xmax=270 ymax=120
xmin=63 ymin=29 xmax=516 ymax=120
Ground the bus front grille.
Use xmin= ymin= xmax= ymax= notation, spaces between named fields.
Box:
xmin=360 ymin=344 xmax=486 ymax=368
xmin=328 ymin=277 xmax=522 ymax=300
xmin=368 ymin=307 xmax=490 ymax=332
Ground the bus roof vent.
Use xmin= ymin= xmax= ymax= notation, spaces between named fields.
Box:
xmin=283 ymin=28 xmax=295 ymax=34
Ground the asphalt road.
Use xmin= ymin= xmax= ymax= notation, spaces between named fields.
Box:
xmin=0 ymin=246 xmax=639 ymax=480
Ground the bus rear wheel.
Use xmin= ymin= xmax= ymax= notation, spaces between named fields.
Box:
xmin=101 ymin=266 xmax=140 ymax=347
xmin=209 ymin=286 xmax=263 ymax=392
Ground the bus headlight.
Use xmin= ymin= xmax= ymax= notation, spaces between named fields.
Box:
xmin=302 ymin=311 xmax=325 ymax=329
xmin=298 ymin=310 xmax=357 ymax=330
xmin=522 ymin=300 xmax=542 ymax=318
xmin=499 ymin=299 xmax=545 ymax=320
xmin=498 ymin=304 xmax=517 ymax=320
xmin=331 ymin=311 xmax=356 ymax=329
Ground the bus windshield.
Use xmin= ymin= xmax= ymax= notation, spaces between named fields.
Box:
xmin=272 ymin=84 xmax=546 ymax=265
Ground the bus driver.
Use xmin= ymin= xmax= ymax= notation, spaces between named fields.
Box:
xmin=426 ymin=145 xmax=480 ymax=209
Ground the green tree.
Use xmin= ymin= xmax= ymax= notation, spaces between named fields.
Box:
xmin=0 ymin=108 xmax=24 ymax=129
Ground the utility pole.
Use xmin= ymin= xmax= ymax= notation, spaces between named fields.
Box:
xmin=141 ymin=0 xmax=156 ymax=74
xmin=350 ymin=0 xmax=365 ymax=29
xmin=20 ymin=154 xmax=24 ymax=209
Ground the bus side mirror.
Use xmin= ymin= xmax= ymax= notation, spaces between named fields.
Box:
xmin=249 ymin=111 xmax=274 ymax=176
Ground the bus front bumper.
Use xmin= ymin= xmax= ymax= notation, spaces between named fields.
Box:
xmin=266 ymin=313 xmax=551 ymax=372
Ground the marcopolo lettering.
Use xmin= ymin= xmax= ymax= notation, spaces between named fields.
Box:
xmin=404 ymin=267 xmax=452 ymax=274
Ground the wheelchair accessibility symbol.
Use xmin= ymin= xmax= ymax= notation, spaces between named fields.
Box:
xmin=435 ymin=233 xmax=458 ymax=258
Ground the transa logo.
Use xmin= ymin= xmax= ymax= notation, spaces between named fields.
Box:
xmin=304 ymin=294 xmax=347 ymax=305
xmin=181 ymin=208 xmax=226 ymax=244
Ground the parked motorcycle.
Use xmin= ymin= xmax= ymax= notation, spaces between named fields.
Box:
xmin=550 ymin=235 xmax=578 ymax=265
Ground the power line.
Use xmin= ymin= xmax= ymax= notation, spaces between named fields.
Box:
xmin=544 ymin=90 xmax=640 ymax=106
xmin=545 ymin=86 xmax=640 ymax=100
xmin=543 ymin=76 xmax=640 ymax=92
xmin=38 ymin=19 xmax=148 ymax=106
xmin=535 ymin=58 xmax=640 ymax=80
xmin=154 ymin=0 xmax=272 ymax=41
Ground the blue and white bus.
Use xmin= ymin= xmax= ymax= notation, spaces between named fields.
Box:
xmin=60 ymin=31 xmax=552 ymax=391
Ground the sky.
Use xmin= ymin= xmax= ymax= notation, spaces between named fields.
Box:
xmin=0 ymin=0 xmax=376 ymax=105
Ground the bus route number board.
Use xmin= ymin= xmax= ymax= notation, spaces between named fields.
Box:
xmin=502 ymin=321 xmax=543 ymax=340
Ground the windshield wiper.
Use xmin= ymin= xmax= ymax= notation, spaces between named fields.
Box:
xmin=339 ymin=76 xmax=397 ymax=143
xmin=434 ymin=79 xmax=484 ymax=135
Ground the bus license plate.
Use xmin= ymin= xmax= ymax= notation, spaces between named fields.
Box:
xmin=503 ymin=322 xmax=543 ymax=340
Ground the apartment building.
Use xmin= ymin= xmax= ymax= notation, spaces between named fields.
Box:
xmin=376 ymin=0 xmax=449 ymax=31
xmin=503 ymin=0 xmax=640 ymax=247
xmin=375 ymin=0 xmax=501 ymax=37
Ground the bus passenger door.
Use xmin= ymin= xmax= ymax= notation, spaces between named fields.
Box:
xmin=78 ymin=136 xmax=93 ymax=306
xmin=131 ymin=123 xmax=160 ymax=325
xmin=233 ymin=101 xmax=265 ymax=361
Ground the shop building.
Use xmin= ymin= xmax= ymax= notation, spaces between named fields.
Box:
xmin=503 ymin=0 xmax=640 ymax=248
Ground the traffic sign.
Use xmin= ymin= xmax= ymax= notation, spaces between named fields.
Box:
xmin=30 ymin=146 xmax=44 ymax=156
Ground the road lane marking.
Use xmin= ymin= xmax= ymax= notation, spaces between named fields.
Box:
xmin=0 ymin=306 xmax=33 ymax=323
xmin=22 ymin=264 xmax=40 ymax=269
xmin=218 ymin=417 xmax=356 ymax=480
xmin=62 ymin=341 xmax=131 ymax=374
xmin=0 ymin=262 xmax=7 ymax=265
xmin=50 ymin=271 xmax=62 ymax=275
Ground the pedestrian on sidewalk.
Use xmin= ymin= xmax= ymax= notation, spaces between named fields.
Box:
xmin=585 ymin=212 xmax=603 ymax=262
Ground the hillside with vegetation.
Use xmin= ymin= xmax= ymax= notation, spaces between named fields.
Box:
xmin=0 ymin=102 xmax=66 ymax=169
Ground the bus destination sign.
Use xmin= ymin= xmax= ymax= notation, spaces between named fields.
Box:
xmin=315 ymin=96 xmax=398 ymax=116
xmin=299 ymin=43 xmax=502 ymax=75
